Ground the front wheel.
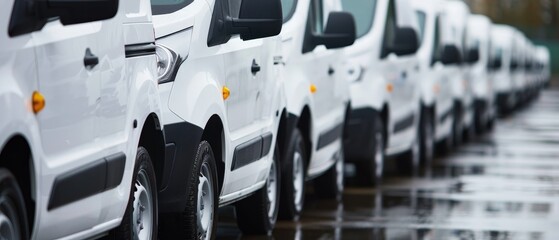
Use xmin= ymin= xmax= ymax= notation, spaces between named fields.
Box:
xmin=235 ymin=145 xmax=281 ymax=235
xmin=355 ymin=115 xmax=385 ymax=186
xmin=109 ymin=147 xmax=157 ymax=240
xmin=419 ymin=110 xmax=435 ymax=166
xmin=159 ymin=141 xmax=218 ymax=240
xmin=0 ymin=169 xmax=29 ymax=240
xmin=313 ymin=148 xmax=344 ymax=200
xmin=279 ymin=129 xmax=307 ymax=220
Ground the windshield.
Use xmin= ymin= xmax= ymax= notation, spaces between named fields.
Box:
xmin=341 ymin=0 xmax=377 ymax=38
xmin=151 ymin=0 xmax=194 ymax=15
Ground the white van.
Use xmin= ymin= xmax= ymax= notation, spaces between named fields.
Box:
xmin=411 ymin=0 xmax=456 ymax=157
xmin=536 ymin=46 xmax=551 ymax=88
xmin=490 ymin=24 xmax=516 ymax=114
xmin=151 ymin=0 xmax=286 ymax=237
xmin=342 ymin=0 xmax=422 ymax=184
xmin=465 ymin=14 xmax=496 ymax=133
xmin=441 ymin=0 xmax=474 ymax=144
xmin=511 ymin=30 xmax=528 ymax=107
xmin=278 ymin=0 xmax=356 ymax=219
xmin=2 ymin=0 xmax=164 ymax=239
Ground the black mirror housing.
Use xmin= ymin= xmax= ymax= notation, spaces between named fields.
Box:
xmin=510 ymin=60 xmax=519 ymax=71
xmin=466 ymin=48 xmax=480 ymax=64
xmin=39 ymin=0 xmax=119 ymax=25
xmin=208 ymin=0 xmax=282 ymax=46
xmin=440 ymin=45 xmax=462 ymax=65
xmin=313 ymin=12 xmax=356 ymax=49
xmin=9 ymin=0 xmax=118 ymax=37
xmin=492 ymin=58 xmax=502 ymax=70
xmin=231 ymin=0 xmax=283 ymax=41
xmin=385 ymin=27 xmax=419 ymax=56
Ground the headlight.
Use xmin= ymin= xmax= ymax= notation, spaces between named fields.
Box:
xmin=155 ymin=44 xmax=181 ymax=84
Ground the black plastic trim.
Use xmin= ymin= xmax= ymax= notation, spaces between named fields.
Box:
xmin=316 ymin=122 xmax=344 ymax=150
xmin=48 ymin=152 xmax=126 ymax=210
xmin=158 ymin=121 xmax=203 ymax=213
xmin=393 ymin=113 xmax=415 ymax=133
xmin=231 ymin=133 xmax=274 ymax=171
xmin=125 ymin=43 xmax=156 ymax=58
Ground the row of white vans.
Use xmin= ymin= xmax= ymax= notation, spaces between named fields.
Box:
xmin=0 ymin=0 xmax=550 ymax=239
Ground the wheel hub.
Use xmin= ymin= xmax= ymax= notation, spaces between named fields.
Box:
xmin=197 ymin=163 xmax=214 ymax=240
xmin=133 ymin=170 xmax=153 ymax=240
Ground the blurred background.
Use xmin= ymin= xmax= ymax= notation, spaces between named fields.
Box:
xmin=464 ymin=0 xmax=559 ymax=76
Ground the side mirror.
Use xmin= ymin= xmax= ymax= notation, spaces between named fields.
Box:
xmin=9 ymin=0 xmax=119 ymax=36
xmin=492 ymin=58 xmax=502 ymax=70
xmin=440 ymin=45 xmax=462 ymax=65
xmin=385 ymin=27 xmax=419 ymax=56
xmin=230 ymin=0 xmax=283 ymax=41
xmin=39 ymin=0 xmax=119 ymax=25
xmin=313 ymin=12 xmax=356 ymax=49
xmin=466 ymin=48 xmax=480 ymax=64
xmin=510 ymin=60 xmax=519 ymax=71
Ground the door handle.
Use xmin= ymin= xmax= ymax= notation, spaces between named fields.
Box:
xmin=401 ymin=71 xmax=407 ymax=79
xmin=328 ymin=67 xmax=335 ymax=76
xmin=84 ymin=48 xmax=99 ymax=69
xmin=251 ymin=59 xmax=261 ymax=75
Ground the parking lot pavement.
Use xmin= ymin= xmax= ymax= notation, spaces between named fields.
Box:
xmin=216 ymin=89 xmax=559 ymax=240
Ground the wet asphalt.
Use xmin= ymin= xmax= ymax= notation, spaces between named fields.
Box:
xmin=216 ymin=88 xmax=559 ymax=240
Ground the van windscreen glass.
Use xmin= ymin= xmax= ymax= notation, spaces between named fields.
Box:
xmin=341 ymin=0 xmax=377 ymax=38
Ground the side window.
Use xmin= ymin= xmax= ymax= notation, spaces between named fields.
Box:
xmin=310 ymin=0 xmax=324 ymax=34
xmin=151 ymin=0 xmax=194 ymax=15
xmin=302 ymin=0 xmax=324 ymax=53
xmin=229 ymin=0 xmax=242 ymax=18
xmin=341 ymin=0 xmax=377 ymax=38
xmin=415 ymin=11 xmax=426 ymax=44
xmin=431 ymin=16 xmax=441 ymax=65
xmin=282 ymin=0 xmax=297 ymax=22
xmin=380 ymin=0 xmax=397 ymax=58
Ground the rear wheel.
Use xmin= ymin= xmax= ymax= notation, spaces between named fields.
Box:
xmin=314 ymin=147 xmax=344 ymax=200
xmin=279 ymin=129 xmax=306 ymax=220
xmin=109 ymin=147 xmax=157 ymax=240
xmin=0 ymin=169 xmax=28 ymax=240
xmin=355 ymin=115 xmax=385 ymax=186
xmin=159 ymin=141 xmax=218 ymax=240
xmin=235 ymin=145 xmax=281 ymax=235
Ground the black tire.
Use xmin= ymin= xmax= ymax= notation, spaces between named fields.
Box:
xmin=235 ymin=145 xmax=281 ymax=235
xmin=419 ymin=109 xmax=435 ymax=166
xmin=452 ymin=104 xmax=463 ymax=147
xmin=0 ymin=169 xmax=29 ymax=240
xmin=397 ymin=133 xmax=420 ymax=176
xmin=355 ymin=115 xmax=385 ymax=186
xmin=109 ymin=147 xmax=158 ymax=240
xmin=313 ymin=147 xmax=344 ymax=199
xmin=474 ymin=104 xmax=486 ymax=135
xmin=159 ymin=141 xmax=218 ymax=240
xmin=279 ymin=129 xmax=307 ymax=220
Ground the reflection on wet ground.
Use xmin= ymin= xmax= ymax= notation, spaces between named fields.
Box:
xmin=217 ymin=90 xmax=559 ymax=240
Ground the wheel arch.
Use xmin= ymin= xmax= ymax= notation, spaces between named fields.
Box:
xmin=380 ymin=103 xmax=389 ymax=146
xmin=298 ymin=106 xmax=312 ymax=166
xmin=0 ymin=135 xmax=35 ymax=234
xmin=201 ymin=115 xmax=225 ymax=193
xmin=138 ymin=113 xmax=166 ymax=189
